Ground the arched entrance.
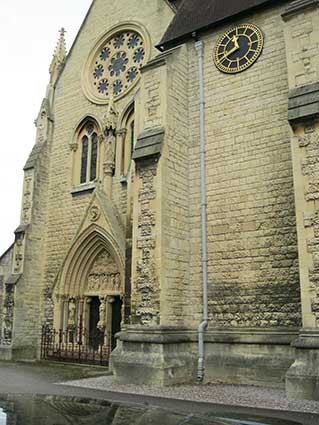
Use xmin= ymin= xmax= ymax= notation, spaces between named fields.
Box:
xmin=42 ymin=226 xmax=124 ymax=365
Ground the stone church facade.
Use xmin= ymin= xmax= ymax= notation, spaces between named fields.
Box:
xmin=1 ymin=0 xmax=319 ymax=399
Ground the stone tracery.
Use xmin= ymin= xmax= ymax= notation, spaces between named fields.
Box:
xmin=91 ymin=30 xmax=146 ymax=100
xmin=84 ymin=26 xmax=148 ymax=103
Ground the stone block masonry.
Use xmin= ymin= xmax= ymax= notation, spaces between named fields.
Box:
xmin=186 ymin=2 xmax=301 ymax=329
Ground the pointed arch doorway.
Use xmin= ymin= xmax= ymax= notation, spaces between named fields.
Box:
xmin=42 ymin=226 xmax=124 ymax=365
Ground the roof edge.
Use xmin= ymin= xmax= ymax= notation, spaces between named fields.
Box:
xmin=158 ymin=0 xmax=288 ymax=51
xmin=0 ymin=243 xmax=14 ymax=262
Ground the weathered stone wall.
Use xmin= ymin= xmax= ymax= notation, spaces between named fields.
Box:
xmin=42 ymin=0 xmax=174 ymax=322
xmin=161 ymin=46 xmax=191 ymax=326
xmin=13 ymin=139 xmax=49 ymax=356
xmin=282 ymin=0 xmax=319 ymax=329
xmin=187 ymin=3 xmax=301 ymax=328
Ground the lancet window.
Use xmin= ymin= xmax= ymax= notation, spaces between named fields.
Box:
xmin=121 ymin=107 xmax=135 ymax=175
xmin=79 ymin=120 xmax=99 ymax=184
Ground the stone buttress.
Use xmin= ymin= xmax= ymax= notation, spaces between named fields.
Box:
xmin=282 ymin=0 xmax=319 ymax=400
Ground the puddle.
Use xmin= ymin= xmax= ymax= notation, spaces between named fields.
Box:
xmin=0 ymin=408 xmax=6 ymax=425
xmin=0 ymin=394 xmax=304 ymax=425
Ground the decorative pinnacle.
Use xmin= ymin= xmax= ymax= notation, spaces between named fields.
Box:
xmin=49 ymin=27 xmax=67 ymax=81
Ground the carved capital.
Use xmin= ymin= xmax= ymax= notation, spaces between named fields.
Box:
xmin=69 ymin=142 xmax=78 ymax=152
xmin=103 ymin=161 xmax=115 ymax=176
xmin=107 ymin=296 xmax=115 ymax=304
xmin=98 ymin=133 xmax=106 ymax=144
xmin=117 ymin=128 xmax=127 ymax=139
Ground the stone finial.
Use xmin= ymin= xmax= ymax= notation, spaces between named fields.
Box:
xmin=49 ymin=28 xmax=67 ymax=84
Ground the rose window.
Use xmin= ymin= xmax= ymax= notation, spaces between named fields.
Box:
xmin=109 ymin=52 xmax=129 ymax=77
xmin=86 ymin=29 xmax=148 ymax=102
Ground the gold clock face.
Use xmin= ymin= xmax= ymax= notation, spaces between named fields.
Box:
xmin=214 ymin=24 xmax=264 ymax=74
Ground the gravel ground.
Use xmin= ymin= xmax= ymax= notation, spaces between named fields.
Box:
xmin=61 ymin=375 xmax=319 ymax=414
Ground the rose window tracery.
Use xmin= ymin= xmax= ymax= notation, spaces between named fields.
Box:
xmin=86 ymin=28 xmax=148 ymax=102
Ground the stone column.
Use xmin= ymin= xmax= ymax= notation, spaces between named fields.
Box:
xmin=84 ymin=297 xmax=91 ymax=345
xmin=282 ymin=0 xmax=319 ymax=399
xmin=116 ymin=129 xmax=127 ymax=177
xmin=53 ymin=295 xmax=64 ymax=331
xmin=106 ymin=296 xmax=115 ymax=354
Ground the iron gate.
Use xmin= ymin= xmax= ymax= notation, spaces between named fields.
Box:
xmin=41 ymin=325 xmax=110 ymax=366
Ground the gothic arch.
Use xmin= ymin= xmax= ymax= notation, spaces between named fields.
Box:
xmin=117 ymin=100 xmax=135 ymax=175
xmin=73 ymin=114 xmax=102 ymax=135
xmin=70 ymin=117 xmax=102 ymax=186
xmin=118 ymin=100 xmax=134 ymax=128
xmin=55 ymin=224 xmax=124 ymax=299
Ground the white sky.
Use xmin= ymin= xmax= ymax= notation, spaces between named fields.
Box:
xmin=0 ymin=0 xmax=92 ymax=254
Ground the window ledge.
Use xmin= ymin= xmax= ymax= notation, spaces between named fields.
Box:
xmin=71 ymin=182 xmax=96 ymax=196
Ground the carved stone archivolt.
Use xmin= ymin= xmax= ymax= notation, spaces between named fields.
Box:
xmin=133 ymin=160 xmax=160 ymax=325
xmin=53 ymin=225 xmax=124 ymax=335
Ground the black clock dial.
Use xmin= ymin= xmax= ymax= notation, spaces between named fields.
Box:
xmin=214 ymin=24 xmax=264 ymax=74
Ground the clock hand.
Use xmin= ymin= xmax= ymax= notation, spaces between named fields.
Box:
xmin=217 ymin=36 xmax=240 ymax=64
xmin=224 ymin=36 xmax=240 ymax=58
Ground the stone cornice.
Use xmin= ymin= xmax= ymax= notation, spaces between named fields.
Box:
xmin=118 ymin=326 xmax=299 ymax=345
xmin=132 ymin=128 xmax=165 ymax=163
xmin=141 ymin=47 xmax=181 ymax=73
xmin=288 ymin=82 xmax=319 ymax=124
xmin=282 ymin=0 xmax=319 ymax=20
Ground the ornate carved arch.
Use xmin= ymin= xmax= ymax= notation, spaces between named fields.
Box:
xmin=55 ymin=224 xmax=124 ymax=300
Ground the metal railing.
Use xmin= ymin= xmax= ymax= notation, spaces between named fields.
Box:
xmin=41 ymin=325 xmax=110 ymax=366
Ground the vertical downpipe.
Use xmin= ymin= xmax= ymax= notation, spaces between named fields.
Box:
xmin=195 ymin=37 xmax=209 ymax=382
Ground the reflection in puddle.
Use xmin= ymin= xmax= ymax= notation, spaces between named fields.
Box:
xmin=0 ymin=408 xmax=6 ymax=425
xmin=0 ymin=394 xmax=302 ymax=425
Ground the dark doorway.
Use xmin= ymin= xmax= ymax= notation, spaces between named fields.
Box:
xmin=89 ymin=296 xmax=101 ymax=349
xmin=111 ymin=296 xmax=122 ymax=350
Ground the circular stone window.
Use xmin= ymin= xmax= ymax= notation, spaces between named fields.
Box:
xmin=82 ymin=23 xmax=150 ymax=104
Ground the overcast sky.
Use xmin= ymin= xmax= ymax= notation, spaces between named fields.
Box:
xmin=0 ymin=0 xmax=92 ymax=254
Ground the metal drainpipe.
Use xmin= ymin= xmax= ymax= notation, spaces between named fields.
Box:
xmin=194 ymin=36 xmax=209 ymax=383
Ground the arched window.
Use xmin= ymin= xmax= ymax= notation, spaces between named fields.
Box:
xmin=79 ymin=121 xmax=99 ymax=184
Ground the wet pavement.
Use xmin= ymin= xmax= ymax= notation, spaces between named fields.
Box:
xmin=0 ymin=361 xmax=318 ymax=425
xmin=0 ymin=393 xmax=306 ymax=425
